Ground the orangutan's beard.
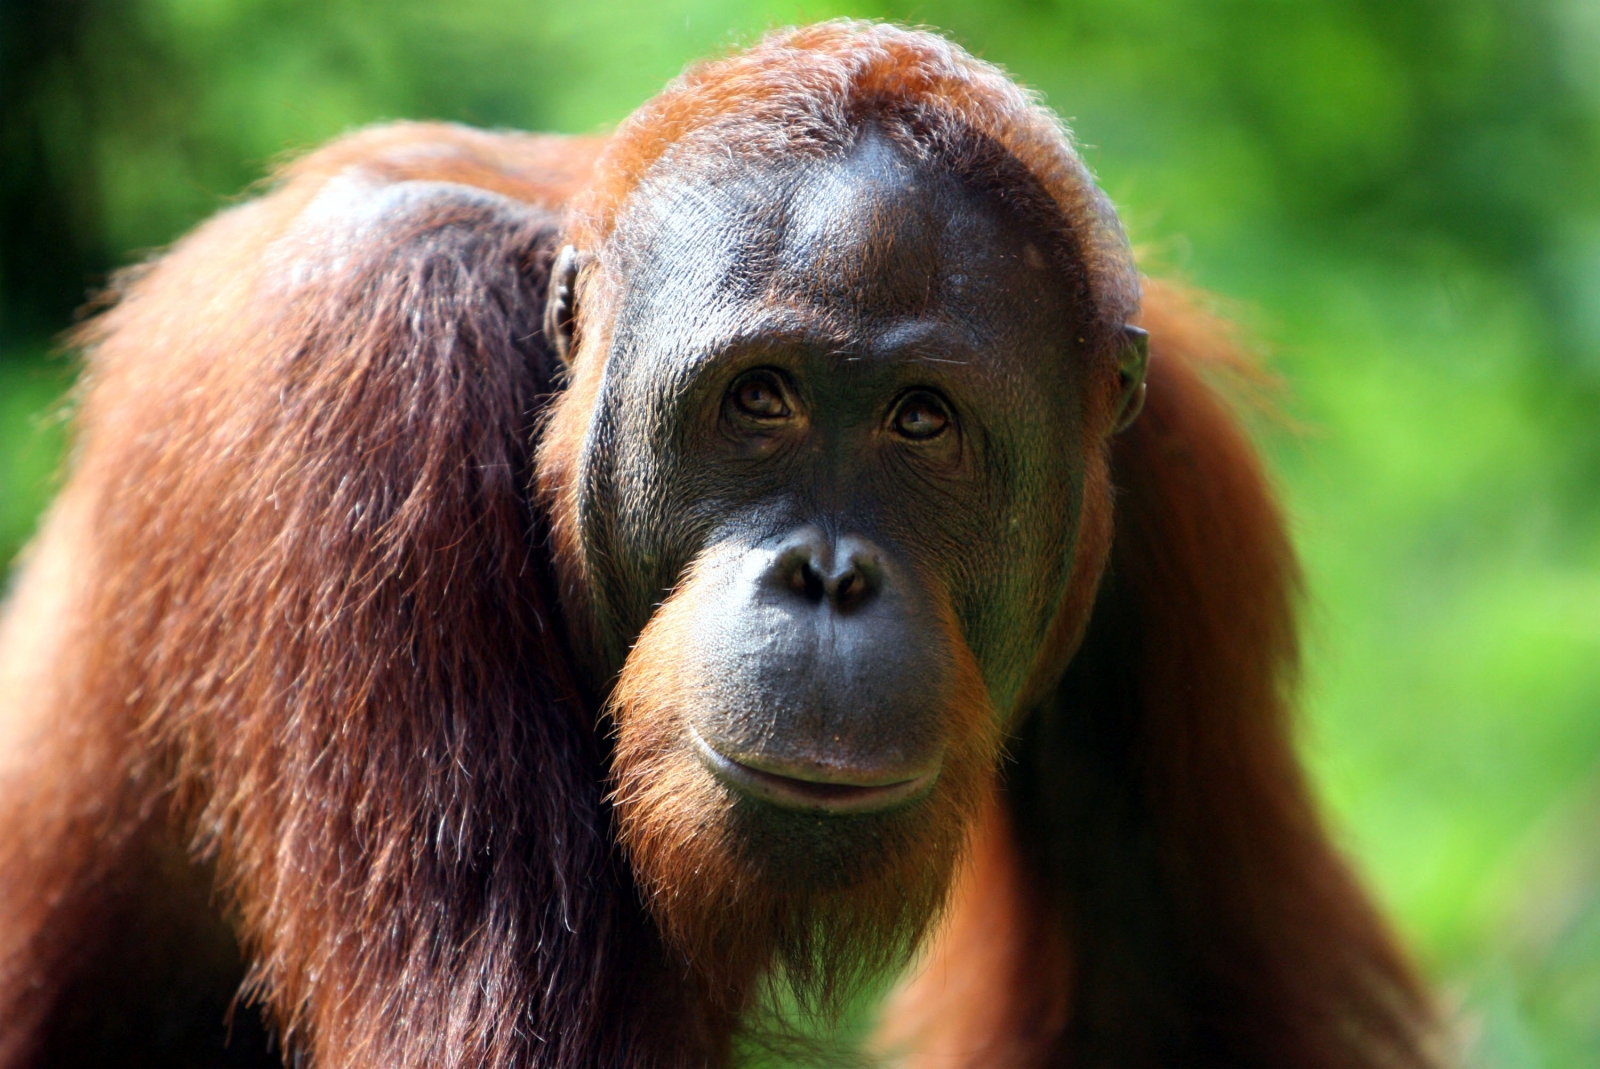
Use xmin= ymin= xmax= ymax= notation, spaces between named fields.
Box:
xmin=606 ymin=585 xmax=1000 ymax=1019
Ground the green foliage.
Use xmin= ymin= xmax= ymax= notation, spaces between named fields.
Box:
xmin=0 ymin=352 xmax=69 ymax=569
xmin=3 ymin=1 xmax=1598 ymax=1064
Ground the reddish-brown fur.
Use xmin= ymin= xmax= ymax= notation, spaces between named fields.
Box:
xmin=0 ymin=20 xmax=1438 ymax=1069
xmin=873 ymin=781 xmax=1072 ymax=1068
xmin=0 ymin=125 xmax=683 ymax=1068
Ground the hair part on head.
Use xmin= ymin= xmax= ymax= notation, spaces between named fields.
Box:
xmin=565 ymin=20 xmax=1140 ymax=365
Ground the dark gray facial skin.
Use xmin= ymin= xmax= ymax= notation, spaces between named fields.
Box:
xmin=577 ymin=129 xmax=1096 ymax=811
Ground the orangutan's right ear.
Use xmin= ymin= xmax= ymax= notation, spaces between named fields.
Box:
xmin=544 ymin=244 xmax=583 ymax=366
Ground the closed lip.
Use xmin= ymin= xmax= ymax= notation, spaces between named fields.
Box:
xmin=688 ymin=724 xmax=937 ymax=814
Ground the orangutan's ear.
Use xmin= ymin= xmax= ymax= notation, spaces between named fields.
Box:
xmin=544 ymin=244 xmax=582 ymax=366
xmin=1112 ymin=324 xmax=1149 ymax=433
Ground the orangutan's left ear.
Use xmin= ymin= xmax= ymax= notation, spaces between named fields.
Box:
xmin=1112 ymin=324 xmax=1149 ymax=433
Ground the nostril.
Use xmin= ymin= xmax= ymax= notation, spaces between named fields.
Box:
xmin=787 ymin=558 xmax=825 ymax=602
xmin=828 ymin=551 xmax=880 ymax=612
xmin=833 ymin=568 xmax=865 ymax=610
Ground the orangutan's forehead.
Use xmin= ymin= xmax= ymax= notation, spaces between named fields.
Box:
xmin=612 ymin=129 xmax=1051 ymax=331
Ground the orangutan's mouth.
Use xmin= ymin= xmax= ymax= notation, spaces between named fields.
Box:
xmin=687 ymin=725 xmax=938 ymax=814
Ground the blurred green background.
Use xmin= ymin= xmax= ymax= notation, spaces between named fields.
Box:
xmin=3 ymin=1 xmax=1598 ymax=1065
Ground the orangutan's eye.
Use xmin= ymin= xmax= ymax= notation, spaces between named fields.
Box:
xmin=730 ymin=372 xmax=793 ymax=421
xmin=891 ymin=393 xmax=951 ymax=440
